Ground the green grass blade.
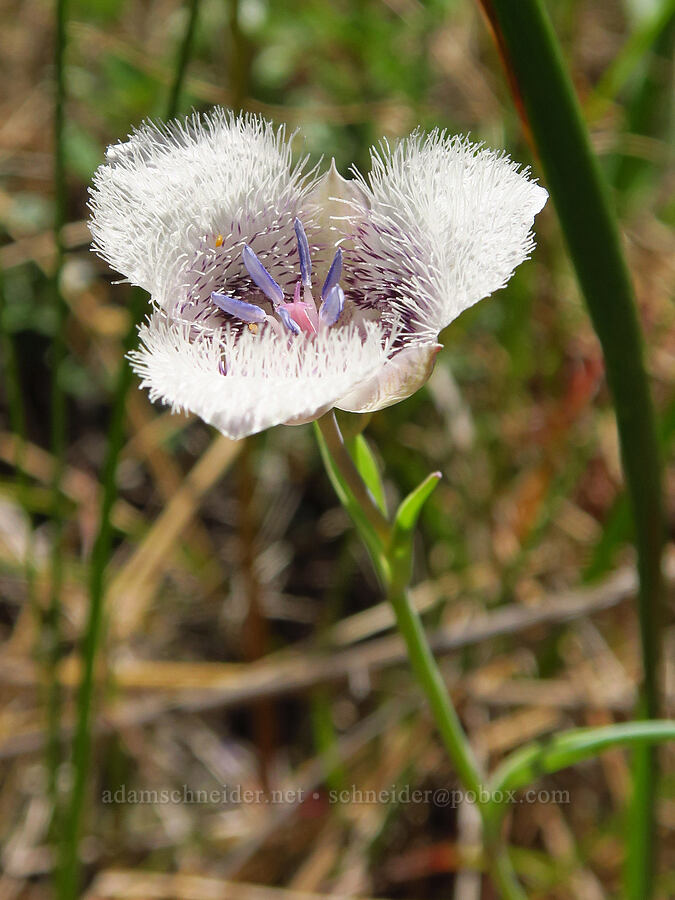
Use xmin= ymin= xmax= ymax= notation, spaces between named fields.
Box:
xmin=310 ymin=690 xmax=347 ymax=794
xmin=585 ymin=0 xmax=675 ymax=121
xmin=611 ymin=7 xmax=675 ymax=195
xmin=56 ymin=291 xmax=142 ymax=900
xmin=483 ymin=3 xmax=665 ymax=895
xmin=388 ymin=472 xmax=441 ymax=585
xmin=489 ymin=720 xmax=675 ymax=796
xmin=166 ymin=0 xmax=202 ymax=119
xmin=57 ymin=3 xmax=202 ymax=896
xmin=46 ymin=0 xmax=70 ymax=835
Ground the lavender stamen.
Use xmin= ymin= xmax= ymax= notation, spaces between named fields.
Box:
xmin=211 ymin=291 xmax=267 ymax=323
xmin=321 ymin=248 xmax=343 ymax=300
xmin=294 ymin=218 xmax=312 ymax=288
xmin=277 ymin=306 xmax=300 ymax=335
xmin=242 ymin=244 xmax=284 ymax=305
xmin=319 ymin=284 xmax=345 ymax=326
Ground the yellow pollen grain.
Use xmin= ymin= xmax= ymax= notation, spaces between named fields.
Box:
xmin=248 ymin=323 xmax=258 ymax=334
xmin=215 ymin=234 xmax=224 ymax=247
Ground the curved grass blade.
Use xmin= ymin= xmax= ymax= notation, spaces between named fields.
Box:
xmin=489 ymin=720 xmax=675 ymax=797
xmin=585 ymin=0 xmax=675 ymax=122
xmin=481 ymin=3 xmax=665 ymax=895
xmin=610 ymin=5 xmax=675 ymax=195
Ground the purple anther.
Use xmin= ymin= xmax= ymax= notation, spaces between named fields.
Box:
xmin=277 ymin=306 xmax=300 ymax=335
xmin=242 ymin=244 xmax=284 ymax=305
xmin=294 ymin=218 xmax=312 ymax=288
xmin=211 ymin=292 xmax=266 ymax=323
xmin=321 ymin=248 xmax=343 ymax=300
xmin=319 ymin=284 xmax=345 ymax=327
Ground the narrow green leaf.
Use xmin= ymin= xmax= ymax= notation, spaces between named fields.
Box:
xmin=490 ymin=721 xmax=675 ymax=797
xmin=346 ymin=434 xmax=387 ymax=514
xmin=313 ymin=421 xmax=386 ymax=571
xmin=393 ymin=471 xmax=441 ymax=537
xmin=387 ymin=472 xmax=441 ymax=585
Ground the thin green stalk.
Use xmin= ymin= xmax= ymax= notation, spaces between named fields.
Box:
xmin=56 ymin=293 xmax=142 ymax=900
xmin=316 ymin=413 xmax=390 ymax=543
xmin=611 ymin=5 xmax=675 ymax=194
xmin=46 ymin=0 xmax=70 ymax=829
xmin=386 ymin=585 xmax=525 ymax=900
xmin=585 ymin=0 xmax=675 ymax=122
xmin=57 ymin=3 xmax=201 ymax=897
xmin=227 ymin=0 xmax=250 ymax=110
xmin=480 ymin=3 xmax=664 ymax=896
xmin=316 ymin=414 xmax=525 ymax=900
xmin=166 ymin=0 xmax=201 ymax=120
xmin=386 ymin=587 xmax=483 ymax=796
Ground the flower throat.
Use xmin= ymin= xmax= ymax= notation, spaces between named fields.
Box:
xmin=210 ymin=219 xmax=345 ymax=337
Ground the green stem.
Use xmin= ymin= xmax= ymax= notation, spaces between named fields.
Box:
xmin=387 ymin=585 xmax=483 ymax=795
xmin=166 ymin=0 xmax=201 ymax=120
xmin=317 ymin=415 xmax=525 ymax=899
xmin=481 ymin=3 xmax=665 ymax=895
xmin=387 ymin=585 xmax=525 ymax=900
xmin=316 ymin=413 xmax=390 ymax=543
xmin=56 ymin=294 xmax=142 ymax=900
xmin=57 ymin=3 xmax=202 ymax=897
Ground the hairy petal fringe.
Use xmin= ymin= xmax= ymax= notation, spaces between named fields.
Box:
xmin=129 ymin=314 xmax=396 ymax=439
xmin=90 ymin=109 xmax=548 ymax=436
xmin=348 ymin=130 xmax=548 ymax=340
xmin=89 ymin=109 xmax=320 ymax=302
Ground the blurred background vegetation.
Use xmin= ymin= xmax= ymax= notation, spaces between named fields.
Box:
xmin=0 ymin=0 xmax=673 ymax=897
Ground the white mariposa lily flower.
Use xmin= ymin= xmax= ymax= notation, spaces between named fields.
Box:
xmin=89 ymin=108 xmax=547 ymax=439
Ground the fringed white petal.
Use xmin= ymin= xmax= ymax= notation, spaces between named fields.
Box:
xmin=349 ymin=131 xmax=548 ymax=340
xmin=90 ymin=108 xmax=549 ymax=434
xmin=89 ymin=110 xmax=318 ymax=300
xmin=129 ymin=314 xmax=395 ymax=440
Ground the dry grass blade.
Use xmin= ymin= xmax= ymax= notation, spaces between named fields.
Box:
xmin=1 ymin=555 xmax=672 ymax=762
xmin=85 ymin=870 xmax=384 ymax=900
xmin=108 ymin=434 xmax=241 ymax=637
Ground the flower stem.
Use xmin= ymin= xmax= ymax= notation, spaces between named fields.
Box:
xmin=315 ymin=412 xmax=390 ymax=543
xmin=387 ymin=584 xmax=483 ymax=795
xmin=316 ymin=414 xmax=525 ymax=899
xmin=386 ymin=582 xmax=525 ymax=900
